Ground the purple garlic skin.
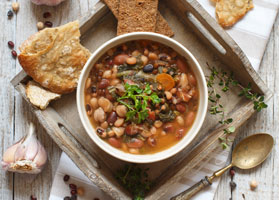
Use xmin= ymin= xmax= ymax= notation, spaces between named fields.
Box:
xmin=1 ymin=123 xmax=47 ymax=174
xmin=31 ymin=0 xmax=66 ymax=6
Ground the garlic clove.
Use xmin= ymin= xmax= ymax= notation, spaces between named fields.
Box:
xmin=1 ymin=122 xmax=48 ymax=174
xmin=33 ymin=142 xmax=47 ymax=168
xmin=2 ymin=140 xmax=22 ymax=163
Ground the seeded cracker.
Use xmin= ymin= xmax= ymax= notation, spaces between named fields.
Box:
xmin=117 ymin=0 xmax=158 ymax=35
xmin=103 ymin=0 xmax=174 ymax=37
xmin=215 ymin=0 xmax=254 ymax=27
xmin=26 ymin=81 xmax=61 ymax=110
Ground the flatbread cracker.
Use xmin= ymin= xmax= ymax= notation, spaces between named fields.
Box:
xmin=117 ymin=0 xmax=158 ymax=35
xmin=103 ymin=0 xmax=174 ymax=37
xmin=215 ymin=0 xmax=254 ymax=27
xmin=18 ymin=21 xmax=91 ymax=94
xmin=26 ymin=81 xmax=61 ymax=110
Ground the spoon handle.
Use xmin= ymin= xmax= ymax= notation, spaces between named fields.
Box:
xmin=170 ymin=176 xmax=212 ymax=200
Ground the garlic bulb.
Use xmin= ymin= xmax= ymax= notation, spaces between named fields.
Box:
xmin=1 ymin=123 xmax=47 ymax=174
xmin=31 ymin=0 xmax=66 ymax=6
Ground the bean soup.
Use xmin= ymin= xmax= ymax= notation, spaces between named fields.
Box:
xmin=84 ymin=40 xmax=199 ymax=154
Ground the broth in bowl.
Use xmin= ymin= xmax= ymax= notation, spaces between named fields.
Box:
xmin=84 ymin=40 xmax=199 ymax=154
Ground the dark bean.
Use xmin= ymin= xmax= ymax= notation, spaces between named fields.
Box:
xmin=107 ymin=112 xmax=117 ymax=125
xmin=97 ymin=128 xmax=104 ymax=135
xmin=158 ymin=53 xmax=169 ymax=61
xmin=230 ymin=181 xmax=237 ymax=190
xmin=7 ymin=10 xmax=13 ymax=18
xmin=8 ymin=41 xmax=14 ymax=48
xmin=69 ymin=184 xmax=77 ymax=190
xmin=163 ymin=123 xmax=174 ymax=133
xmin=70 ymin=195 xmax=77 ymax=200
xmin=127 ymin=138 xmax=144 ymax=148
xmin=86 ymin=104 xmax=91 ymax=112
xmin=30 ymin=195 xmax=37 ymax=200
xmin=108 ymin=137 xmax=121 ymax=148
xmin=143 ymin=64 xmax=154 ymax=73
xmin=63 ymin=174 xmax=70 ymax=182
xmin=125 ymin=124 xmax=139 ymax=135
xmin=176 ymin=103 xmax=186 ymax=113
xmin=229 ymin=168 xmax=235 ymax=177
xmin=152 ymin=69 xmax=158 ymax=75
xmin=44 ymin=21 xmax=53 ymax=27
xmin=43 ymin=12 xmax=51 ymax=18
xmin=108 ymin=59 xmax=113 ymax=66
xmin=64 ymin=197 xmax=71 ymax=200
xmin=98 ymin=79 xmax=110 ymax=89
xmin=11 ymin=50 xmax=17 ymax=58
xmin=71 ymin=189 xmax=77 ymax=195
xmin=91 ymin=86 xmax=97 ymax=93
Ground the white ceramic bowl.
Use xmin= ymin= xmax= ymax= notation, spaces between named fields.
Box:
xmin=77 ymin=32 xmax=208 ymax=163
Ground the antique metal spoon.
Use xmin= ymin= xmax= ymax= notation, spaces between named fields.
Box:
xmin=170 ymin=133 xmax=274 ymax=200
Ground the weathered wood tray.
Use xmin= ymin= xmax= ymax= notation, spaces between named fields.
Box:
xmin=11 ymin=0 xmax=272 ymax=199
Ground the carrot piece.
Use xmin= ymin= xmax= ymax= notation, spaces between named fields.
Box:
xmin=156 ymin=73 xmax=175 ymax=91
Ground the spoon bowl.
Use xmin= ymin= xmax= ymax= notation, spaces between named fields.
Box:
xmin=232 ymin=133 xmax=274 ymax=169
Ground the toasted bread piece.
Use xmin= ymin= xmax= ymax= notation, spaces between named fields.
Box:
xmin=26 ymin=81 xmax=61 ymax=110
xmin=216 ymin=0 xmax=253 ymax=27
xmin=103 ymin=0 xmax=174 ymax=37
xmin=117 ymin=0 xmax=158 ymax=35
xmin=18 ymin=21 xmax=91 ymax=94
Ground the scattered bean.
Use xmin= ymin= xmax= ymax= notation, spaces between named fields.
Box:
xmin=43 ymin=12 xmax=51 ymax=18
xmin=12 ymin=2 xmax=20 ymax=13
xmin=148 ymin=52 xmax=158 ymax=60
xmin=36 ymin=21 xmax=44 ymax=30
xmin=250 ymin=180 xmax=258 ymax=190
xmin=7 ymin=10 xmax=13 ymax=18
xmin=96 ymin=127 xmax=106 ymax=138
xmin=63 ymin=174 xmax=70 ymax=182
xmin=98 ymin=97 xmax=113 ymax=112
xmin=11 ymin=50 xmax=17 ymax=58
xmin=8 ymin=41 xmax=14 ymax=48
xmin=113 ymin=54 xmax=129 ymax=65
xmin=44 ymin=21 xmax=53 ymax=27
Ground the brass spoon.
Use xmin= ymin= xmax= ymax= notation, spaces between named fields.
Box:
xmin=170 ymin=133 xmax=274 ymax=200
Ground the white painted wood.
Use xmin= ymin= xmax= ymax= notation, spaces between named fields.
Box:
xmin=0 ymin=0 xmax=278 ymax=200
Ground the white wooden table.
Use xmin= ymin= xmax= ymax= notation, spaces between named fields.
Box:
xmin=0 ymin=0 xmax=278 ymax=199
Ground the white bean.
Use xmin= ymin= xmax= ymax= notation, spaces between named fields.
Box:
xmin=112 ymin=127 xmax=125 ymax=138
xmin=176 ymin=115 xmax=185 ymax=126
xmin=114 ymin=118 xmax=124 ymax=127
xmin=102 ymin=70 xmax=112 ymax=79
xmin=165 ymin=91 xmax=172 ymax=100
xmin=94 ymin=107 xmax=106 ymax=123
xmin=101 ymin=121 xmax=108 ymax=129
xmin=90 ymin=97 xmax=98 ymax=109
xmin=116 ymin=105 xmax=127 ymax=117
xmin=98 ymin=97 xmax=113 ymax=113
xmin=179 ymin=73 xmax=189 ymax=89
xmin=154 ymin=120 xmax=163 ymax=128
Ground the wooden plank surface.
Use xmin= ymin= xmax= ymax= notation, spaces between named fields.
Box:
xmin=0 ymin=1 xmax=278 ymax=200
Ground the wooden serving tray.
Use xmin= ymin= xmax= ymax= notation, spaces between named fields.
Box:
xmin=11 ymin=0 xmax=272 ymax=199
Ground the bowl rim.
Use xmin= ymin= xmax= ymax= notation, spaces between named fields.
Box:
xmin=77 ymin=32 xmax=208 ymax=163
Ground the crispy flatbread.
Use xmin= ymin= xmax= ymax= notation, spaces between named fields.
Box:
xmin=26 ymin=81 xmax=61 ymax=110
xmin=103 ymin=0 xmax=174 ymax=37
xmin=18 ymin=21 xmax=91 ymax=94
xmin=215 ymin=0 xmax=254 ymax=27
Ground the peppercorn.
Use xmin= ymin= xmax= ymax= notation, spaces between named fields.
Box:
xmin=7 ymin=10 xmax=13 ymax=18
xmin=11 ymin=50 xmax=17 ymax=58
xmin=8 ymin=41 xmax=14 ymax=48
xmin=63 ymin=174 xmax=70 ymax=182
xmin=12 ymin=2 xmax=20 ymax=13
xmin=43 ymin=12 xmax=51 ymax=18
xmin=44 ymin=21 xmax=53 ymax=28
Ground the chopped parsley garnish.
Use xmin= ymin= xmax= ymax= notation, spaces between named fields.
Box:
xmin=117 ymin=83 xmax=161 ymax=124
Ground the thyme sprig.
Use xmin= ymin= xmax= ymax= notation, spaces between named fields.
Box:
xmin=115 ymin=164 xmax=152 ymax=200
xmin=206 ymin=63 xmax=267 ymax=149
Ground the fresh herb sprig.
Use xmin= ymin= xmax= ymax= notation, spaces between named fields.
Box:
xmin=206 ymin=63 xmax=267 ymax=149
xmin=117 ymin=83 xmax=161 ymax=124
xmin=115 ymin=164 xmax=152 ymax=200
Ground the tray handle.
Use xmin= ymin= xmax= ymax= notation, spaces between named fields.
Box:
xmin=57 ymin=122 xmax=100 ymax=169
